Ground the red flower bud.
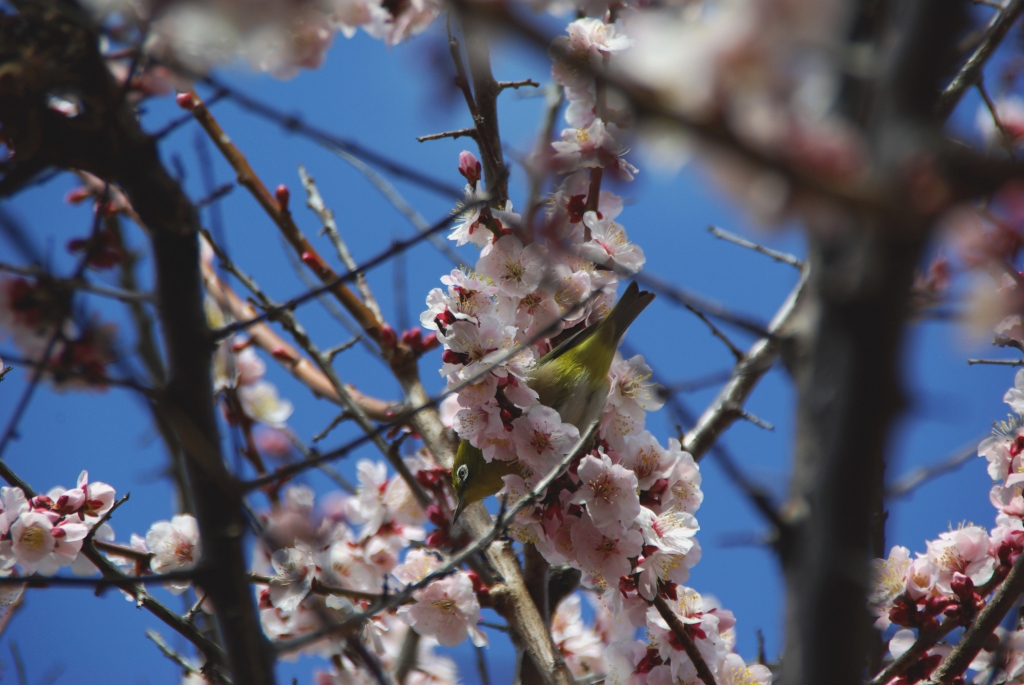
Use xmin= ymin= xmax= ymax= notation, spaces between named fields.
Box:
xmin=275 ymin=184 xmax=290 ymax=211
xmin=300 ymin=252 xmax=322 ymax=270
xmin=65 ymin=187 xmax=91 ymax=204
xmin=380 ymin=325 xmax=398 ymax=348
xmin=175 ymin=92 xmax=197 ymax=110
xmin=425 ymin=530 xmax=450 ymax=549
xmin=421 ymin=333 xmax=439 ymax=351
xmin=271 ymin=348 xmax=292 ymax=362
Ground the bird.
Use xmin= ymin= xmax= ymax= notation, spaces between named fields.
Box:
xmin=451 ymin=281 xmax=655 ymax=522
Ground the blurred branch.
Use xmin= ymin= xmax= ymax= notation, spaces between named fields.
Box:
xmin=968 ymin=358 xmax=1024 ymax=365
xmin=0 ymin=262 xmax=153 ymax=302
xmin=200 ymin=254 xmax=398 ymax=421
xmin=199 ymin=75 xmax=462 ymax=198
xmin=201 ymin=229 xmax=432 ymax=509
xmin=935 ymin=0 xmax=1024 ymax=118
xmin=683 ymin=268 xmax=808 ymax=460
xmin=885 ymin=442 xmax=980 ymax=498
xmin=707 ymin=226 xmax=804 ymax=268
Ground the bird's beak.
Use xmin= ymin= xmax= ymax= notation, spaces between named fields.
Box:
xmin=452 ymin=493 xmax=466 ymax=524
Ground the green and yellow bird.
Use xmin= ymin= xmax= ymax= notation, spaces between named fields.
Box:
xmin=451 ymin=281 xmax=655 ymax=522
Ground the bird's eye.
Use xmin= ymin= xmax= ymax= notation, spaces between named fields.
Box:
xmin=457 ymin=465 xmax=469 ymax=482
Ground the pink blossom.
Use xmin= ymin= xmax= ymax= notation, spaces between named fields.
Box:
xmin=581 ymin=212 xmax=646 ymax=274
xmin=478 ymin=236 xmax=548 ymax=298
xmin=9 ymin=512 xmax=55 ymax=566
xmin=925 ymin=525 xmax=996 ymax=593
xmin=571 ymin=512 xmax=643 ymax=586
xmin=77 ymin=471 xmax=116 ymax=518
xmin=146 ymin=514 xmax=200 ymax=594
xmin=237 ymin=380 xmax=293 ymax=428
xmin=553 ymin=120 xmax=621 ymax=172
xmin=620 ymin=431 xmax=677 ymax=491
xmin=869 ymin=546 xmax=912 ymax=629
xmin=399 ymin=572 xmax=485 ymax=647
xmin=572 ymin=451 xmax=640 ymax=529
xmin=608 ymin=355 xmax=664 ymax=421
xmin=269 ymin=544 xmax=316 ymax=612
xmin=512 ymin=405 xmax=581 ymax=474
xmin=636 ymin=508 xmax=701 ymax=600
xmin=662 ymin=445 xmax=704 ymax=515
xmin=551 ymin=593 xmax=607 ymax=678
xmin=1007 ymin=370 xmax=1024 ymax=415
xmin=719 ymin=653 xmax=772 ymax=685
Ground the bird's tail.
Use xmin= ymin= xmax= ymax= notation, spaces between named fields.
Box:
xmin=605 ymin=281 xmax=655 ymax=344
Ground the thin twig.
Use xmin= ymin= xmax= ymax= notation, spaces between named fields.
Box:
xmin=707 ymin=225 xmax=803 ymax=268
xmin=199 ymin=75 xmax=463 ymax=198
xmin=202 ymin=230 xmax=432 ymax=509
xmin=209 ymin=207 xmax=464 ymax=341
xmin=498 ymin=79 xmax=540 ymax=90
xmin=685 ymin=303 xmax=745 ymax=361
xmin=416 ymin=127 xmax=478 ymax=142
xmin=475 ymin=644 xmax=492 ymax=685
xmin=146 ymin=630 xmax=204 ymax=678
xmin=969 ymin=358 xmax=1024 ymax=366
xmin=0 ymin=262 xmax=153 ymax=302
xmin=885 ymin=442 xmax=981 ymax=498
xmin=935 ymin=0 xmax=1024 ymax=118
xmin=636 ymin=269 xmax=772 ymax=339
xmin=321 ymin=146 xmax=462 ymax=267
xmin=298 ymin=164 xmax=384 ymax=325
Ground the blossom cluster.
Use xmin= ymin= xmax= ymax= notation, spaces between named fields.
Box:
xmin=0 ymin=276 xmax=118 ymax=389
xmin=0 ymin=470 xmax=202 ymax=601
xmin=868 ymin=369 xmax=1024 ymax=684
xmin=206 ymin=294 xmax=295 ymax=430
xmin=82 ymin=0 xmax=441 ymax=81
xmin=403 ymin=15 xmax=770 ymax=685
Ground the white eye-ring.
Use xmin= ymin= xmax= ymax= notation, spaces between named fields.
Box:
xmin=457 ymin=465 xmax=469 ymax=481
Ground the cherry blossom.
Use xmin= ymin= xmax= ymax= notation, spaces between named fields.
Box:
xmin=511 ymin=405 xmax=581 ymax=474
xmin=925 ymin=525 xmax=996 ymax=594
xmin=571 ymin=511 xmax=643 ymax=586
xmin=572 ymin=450 xmax=641 ymax=529
xmin=398 ymin=572 xmax=485 ymax=647
xmin=581 ymin=212 xmax=646 ymax=274
xmin=146 ymin=514 xmax=201 ymax=594
xmin=269 ymin=544 xmax=317 ymax=612
xmin=478 ymin=235 xmax=549 ymax=298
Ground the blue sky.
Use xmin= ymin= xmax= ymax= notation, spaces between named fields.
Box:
xmin=0 ymin=15 xmax=1017 ymax=685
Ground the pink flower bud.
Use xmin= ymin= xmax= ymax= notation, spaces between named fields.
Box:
xmin=65 ymin=187 xmax=91 ymax=204
xmin=175 ymin=92 xmax=197 ymax=110
xmin=380 ymin=325 xmax=397 ymax=347
xmin=275 ymin=184 xmax=290 ymax=211
xmin=421 ymin=333 xmax=439 ymax=351
xmin=300 ymin=252 xmax=322 ymax=270
xmin=458 ymin=151 xmax=482 ymax=186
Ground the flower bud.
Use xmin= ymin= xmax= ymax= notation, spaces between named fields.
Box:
xmin=420 ymin=333 xmax=439 ymax=351
xmin=175 ymin=92 xmax=197 ymax=110
xmin=275 ymin=184 xmax=290 ymax=211
xmin=300 ymin=252 xmax=322 ymax=270
xmin=380 ymin=325 xmax=397 ymax=348
xmin=457 ymin=151 xmax=482 ymax=186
